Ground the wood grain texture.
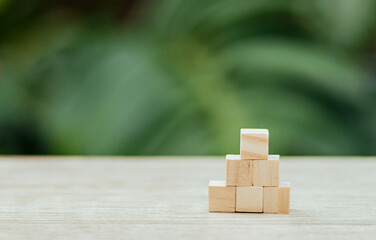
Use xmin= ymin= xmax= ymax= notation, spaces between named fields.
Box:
xmin=0 ymin=156 xmax=375 ymax=240
xmin=226 ymin=154 xmax=252 ymax=187
xmin=236 ymin=187 xmax=263 ymax=212
xmin=208 ymin=180 xmax=235 ymax=212
xmin=253 ymin=157 xmax=279 ymax=186
xmin=263 ymin=182 xmax=290 ymax=214
xmin=263 ymin=187 xmax=278 ymax=213
xmin=278 ymin=182 xmax=290 ymax=214
xmin=240 ymin=129 xmax=269 ymax=160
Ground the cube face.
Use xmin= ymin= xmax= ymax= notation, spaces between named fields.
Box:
xmin=263 ymin=183 xmax=290 ymax=214
xmin=226 ymin=155 xmax=253 ymax=187
xmin=263 ymin=187 xmax=278 ymax=213
xmin=278 ymin=182 xmax=290 ymax=214
xmin=208 ymin=181 xmax=236 ymax=212
xmin=253 ymin=157 xmax=279 ymax=187
xmin=240 ymin=129 xmax=269 ymax=160
xmin=236 ymin=187 xmax=263 ymax=212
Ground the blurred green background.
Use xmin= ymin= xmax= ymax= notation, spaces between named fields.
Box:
xmin=1 ymin=0 xmax=376 ymax=156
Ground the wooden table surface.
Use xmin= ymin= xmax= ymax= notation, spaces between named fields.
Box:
xmin=0 ymin=156 xmax=375 ymax=239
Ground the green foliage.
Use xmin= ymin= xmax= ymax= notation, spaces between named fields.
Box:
xmin=1 ymin=0 xmax=376 ymax=155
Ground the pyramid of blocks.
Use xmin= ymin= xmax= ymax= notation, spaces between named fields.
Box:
xmin=208 ymin=129 xmax=290 ymax=214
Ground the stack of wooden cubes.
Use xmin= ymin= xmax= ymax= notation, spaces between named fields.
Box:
xmin=208 ymin=129 xmax=290 ymax=214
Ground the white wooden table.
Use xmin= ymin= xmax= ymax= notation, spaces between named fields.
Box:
xmin=0 ymin=156 xmax=375 ymax=239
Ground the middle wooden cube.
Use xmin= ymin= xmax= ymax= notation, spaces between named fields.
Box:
xmin=236 ymin=186 xmax=263 ymax=212
xmin=226 ymin=154 xmax=253 ymax=187
xmin=253 ymin=154 xmax=279 ymax=187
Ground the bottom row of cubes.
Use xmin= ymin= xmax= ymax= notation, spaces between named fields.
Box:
xmin=208 ymin=180 xmax=290 ymax=213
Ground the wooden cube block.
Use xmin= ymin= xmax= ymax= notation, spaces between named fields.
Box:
xmin=208 ymin=180 xmax=236 ymax=212
xmin=263 ymin=182 xmax=290 ymax=214
xmin=253 ymin=155 xmax=279 ymax=186
xmin=263 ymin=187 xmax=278 ymax=213
xmin=226 ymin=154 xmax=253 ymax=187
xmin=278 ymin=182 xmax=290 ymax=214
xmin=235 ymin=186 xmax=263 ymax=212
xmin=240 ymin=129 xmax=269 ymax=160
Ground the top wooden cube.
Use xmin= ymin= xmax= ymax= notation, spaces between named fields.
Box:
xmin=240 ymin=129 xmax=269 ymax=160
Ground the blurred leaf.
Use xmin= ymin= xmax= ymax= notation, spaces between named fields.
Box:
xmin=292 ymin=0 xmax=376 ymax=50
xmin=0 ymin=0 xmax=376 ymax=155
xmin=219 ymin=39 xmax=366 ymax=103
